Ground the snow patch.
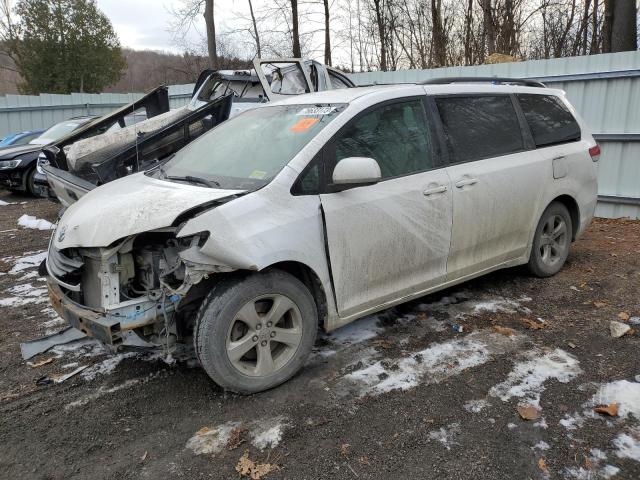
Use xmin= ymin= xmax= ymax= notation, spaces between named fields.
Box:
xmin=66 ymin=379 xmax=141 ymax=409
xmin=533 ymin=441 xmax=550 ymax=451
xmin=344 ymin=330 xmax=525 ymax=395
xmin=427 ymin=423 xmax=460 ymax=450
xmin=489 ymin=348 xmax=582 ymax=407
xmin=0 ymin=283 xmax=48 ymax=307
xmin=464 ymin=399 xmax=490 ymax=413
xmin=187 ymin=416 xmax=289 ymax=455
xmin=9 ymin=251 xmax=46 ymax=273
xmin=325 ymin=315 xmax=382 ymax=347
xmin=18 ymin=214 xmax=54 ymax=230
xmin=418 ymin=292 xmax=531 ymax=321
xmin=587 ymin=380 xmax=640 ymax=421
xmin=613 ymin=427 xmax=640 ymax=462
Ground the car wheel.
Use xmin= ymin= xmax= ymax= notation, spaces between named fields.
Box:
xmin=194 ymin=270 xmax=317 ymax=394
xmin=25 ymin=167 xmax=37 ymax=195
xmin=528 ymin=201 xmax=572 ymax=278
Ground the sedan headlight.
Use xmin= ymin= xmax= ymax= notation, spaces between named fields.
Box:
xmin=0 ymin=158 xmax=22 ymax=170
xmin=36 ymin=153 xmax=49 ymax=174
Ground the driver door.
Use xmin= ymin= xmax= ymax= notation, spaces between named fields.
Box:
xmin=320 ymin=97 xmax=453 ymax=318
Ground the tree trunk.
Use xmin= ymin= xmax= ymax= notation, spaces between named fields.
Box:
xmin=464 ymin=0 xmax=473 ymax=65
xmin=373 ymin=0 xmax=387 ymax=71
xmin=481 ymin=0 xmax=495 ymax=57
xmin=291 ymin=0 xmax=301 ymax=57
xmin=611 ymin=0 xmax=637 ymax=51
xmin=248 ymin=0 xmax=261 ymax=57
xmin=590 ymin=0 xmax=599 ymax=53
xmin=430 ymin=0 xmax=446 ymax=67
xmin=603 ymin=0 xmax=613 ymax=52
xmin=204 ymin=0 xmax=217 ymax=68
xmin=323 ymin=0 xmax=331 ymax=65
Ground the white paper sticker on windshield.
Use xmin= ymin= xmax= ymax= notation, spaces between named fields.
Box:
xmin=296 ymin=106 xmax=336 ymax=116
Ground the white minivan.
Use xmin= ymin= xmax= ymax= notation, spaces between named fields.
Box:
xmin=45 ymin=79 xmax=599 ymax=393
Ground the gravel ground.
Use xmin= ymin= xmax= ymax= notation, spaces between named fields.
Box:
xmin=0 ymin=189 xmax=639 ymax=480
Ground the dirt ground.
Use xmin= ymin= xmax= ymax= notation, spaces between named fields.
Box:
xmin=0 ymin=189 xmax=639 ymax=480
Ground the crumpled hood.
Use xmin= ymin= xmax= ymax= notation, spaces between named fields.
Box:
xmin=54 ymin=172 xmax=244 ymax=249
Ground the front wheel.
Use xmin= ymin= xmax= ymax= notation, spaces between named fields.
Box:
xmin=528 ymin=202 xmax=572 ymax=277
xmin=194 ymin=270 xmax=317 ymax=394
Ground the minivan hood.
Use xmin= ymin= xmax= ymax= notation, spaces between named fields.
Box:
xmin=54 ymin=172 xmax=244 ymax=249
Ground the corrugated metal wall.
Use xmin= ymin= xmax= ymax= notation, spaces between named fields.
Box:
xmin=0 ymin=51 xmax=638 ymax=218
xmin=348 ymin=51 xmax=640 ymax=219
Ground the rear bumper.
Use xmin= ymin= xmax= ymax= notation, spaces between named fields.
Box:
xmin=47 ymin=279 xmax=123 ymax=346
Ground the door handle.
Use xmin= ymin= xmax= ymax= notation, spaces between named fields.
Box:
xmin=455 ymin=178 xmax=478 ymax=188
xmin=423 ymin=185 xmax=448 ymax=196
xmin=553 ymin=156 xmax=566 ymax=161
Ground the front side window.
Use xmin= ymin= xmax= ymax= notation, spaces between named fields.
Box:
xmin=155 ymin=104 xmax=344 ymax=191
xmin=517 ymin=94 xmax=581 ymax=147
xmin=436 ymin=95 xmax=524 ymax=163
xmin=330 ymin=100 xmax=433 ymax=179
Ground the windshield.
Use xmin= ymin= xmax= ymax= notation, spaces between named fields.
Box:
xmin=154 ymin=104 xmax=344 ymax=190
xmin=29 ymin=120 xmax=88 ymax=145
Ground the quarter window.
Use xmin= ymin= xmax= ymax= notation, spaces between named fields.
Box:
xmin=435 ymin=95 xmax=524 ymax=163
xmin=517 ymin=94 xmax=581 ymax=147
xmin=330 ymin=100 xmax=433 ymax=179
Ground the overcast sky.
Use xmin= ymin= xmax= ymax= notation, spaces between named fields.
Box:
xmin=96 ymin=0 xmax=233 ymax=53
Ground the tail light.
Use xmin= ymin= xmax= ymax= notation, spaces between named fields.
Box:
xmin=589 ymin=144 xmax=600 ymax=162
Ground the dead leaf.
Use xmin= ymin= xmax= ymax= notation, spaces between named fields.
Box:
xmin=236 ymin=451 xmax=278 ymax=479
xmin=538 ymin=458 xmax=549 ymax=475
xmin=517 ymin=404 xmax=541 ymax=420
xmin=594 ymin=301 xmax=607 ymax=308
xmin=618 ymin=312 xmax=630 ymax=321
xmin=610 ymin=253 xmax=618 ymax=257
xmin=140 ymin=451 xmax=148 ymax=461
xmin=567 ymin=342 xmax=577 ymax=349
xmin=358 ymin=456 xmax=370 ymax=465
xmin=372 ymin=340 xmax=394 ymax=350
xmin=227 ymin=426 xmax=247 ymax=450
xmin=340 ymin=443 xmax=350 ymax=456
xmin=593 ymin=403 xmax=619 ymax=417
xmin=580 ymin=282 xmax=587 ymax=288
xmin=492 ymin=325 xmax=516 ymax=336
xmin=522 ymin=318 xmax=544 ymax=330
xmin=195 ymin=426 xmax=210 ymax=436
xmin=416 ymin=312 xmax=428 ymax=320
xmin=27 ymin=357 xmax=54 ymax=368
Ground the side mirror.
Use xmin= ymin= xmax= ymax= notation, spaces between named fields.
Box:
xmin=331 ymin=157 xmax=381 ymax=189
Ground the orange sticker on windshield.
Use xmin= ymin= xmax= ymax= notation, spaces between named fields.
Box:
xmin=289 ymin=117 xmax=319 ymax=132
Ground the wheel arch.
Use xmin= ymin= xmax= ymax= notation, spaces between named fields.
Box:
xmin=549 ymin=194 xmax=580 ymax=241
xmin=263 ymin=261 xmax=328 ymax=328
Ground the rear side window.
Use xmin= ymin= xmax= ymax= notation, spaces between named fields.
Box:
xmin=517 ymin=94 xmax=581 ymax=147
xmin=435 ymin=96 xmax=524 ymax=163
xmin=330 ymin=99 xmax=433 ymax=179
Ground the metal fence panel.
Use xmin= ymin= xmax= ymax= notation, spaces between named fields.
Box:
xmin=0 ymin=52 xmax=638 ymax=218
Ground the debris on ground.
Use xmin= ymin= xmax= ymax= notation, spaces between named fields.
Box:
xmin=340 ymin=443 xmax=350 ymax=456
xmin=517 ymin=404 xmax=541 ymax=420
xmin=26 ymin=357 xmax=54 ymax=368
xmin=521 ymin=318 xmax=545 ymax=330
xmin=140 ymin=451 xmax=148 ymax=462
xmin=538 ymin=457 xmax=549 ymax=475
xmin=235 ymin=450 xmax=279 ymax=479
xmin=20 ymin=327 xmax=86 ymax=359
xmin=593 ymin=403 xmax=619 ymax=417
xmin=618 ymin=312 xmax=630 ymax=321
xmin=610 ymin=321 xmax=631 ymax=338
xmin=36 ymin=365 xmax=88 ymax=386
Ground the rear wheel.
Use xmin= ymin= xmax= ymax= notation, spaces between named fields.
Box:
xmin=528 ymin=202 xmax=572 ymax=277
xmin=194 ymin=270 xmax=317 ymax=394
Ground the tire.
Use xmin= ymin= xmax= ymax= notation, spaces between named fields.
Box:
xmin=25 ymin=167 xmax=37 ymax=195
xmin=194 ymin=270 xmax=317 ymax=394
xmin=528 ymin=201 xmax=573 ymax=278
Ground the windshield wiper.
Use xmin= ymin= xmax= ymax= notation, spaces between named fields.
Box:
xmin=164 ymin=174 xmax=221 ymax=188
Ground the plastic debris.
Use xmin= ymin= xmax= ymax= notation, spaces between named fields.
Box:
xmin=36 ymin=365 xmax=88 ymax=386
xmin=610 ymin=321 xmax=631 ymax=338
xmin=447 ymin=322 xmax=464 ymax=333
xmin=20 ymin=327 xmax=86 ymax=360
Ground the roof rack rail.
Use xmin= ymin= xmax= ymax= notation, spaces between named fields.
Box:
xmin=420 ymin=77 xmax=546 ymax=88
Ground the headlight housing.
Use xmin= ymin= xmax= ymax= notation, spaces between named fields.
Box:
xmin=36 ymin=153 xmax=49 ymax=174
xmin=0 ymin=158 xmax=22 ymax=170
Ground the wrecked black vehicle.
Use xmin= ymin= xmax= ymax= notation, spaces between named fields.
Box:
xmin=40 ymin=59 xmax=354 ymax=206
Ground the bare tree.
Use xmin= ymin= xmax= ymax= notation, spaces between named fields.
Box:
xmin=169 ymin=0 xmax=217 ymax=68
xmin=248 ymin=0 xmax=261 ymax=57
xmin=291 ymin=0 xmax=302 ymax=56
xmin=323 ymin=0 xmax=332 ymax=65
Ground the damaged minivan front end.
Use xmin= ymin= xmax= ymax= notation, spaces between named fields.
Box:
xmin=45 ymin=173 xmax=247 ymax=350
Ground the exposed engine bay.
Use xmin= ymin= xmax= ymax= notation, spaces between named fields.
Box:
xmin=47 ymin=229 xmax=223 ymax=350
